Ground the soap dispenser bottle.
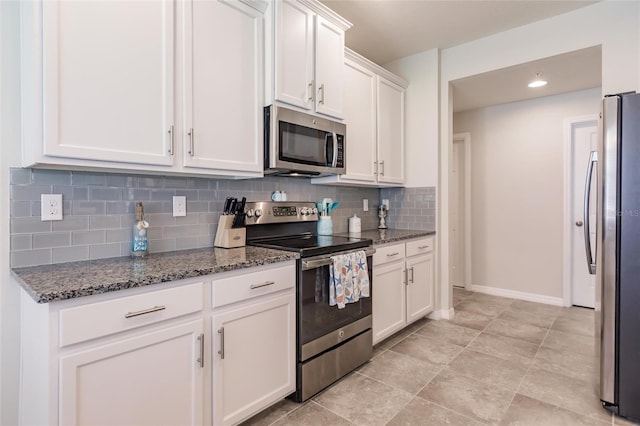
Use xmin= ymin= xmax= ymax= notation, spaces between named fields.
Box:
xmin=131 ymin=202 xmax=149 ymax=258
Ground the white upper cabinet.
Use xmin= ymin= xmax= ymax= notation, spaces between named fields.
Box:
xmin=36 ymin=0 xmax=175 ymax=166
xmin=182 ymin=0 xmax=264 ymax=174
xmin=21 ymin=0 xmax=266 ymax=178
xmin=270 ymin=0 xmax=350 ymax=119
xmin=312 ymin=48 xmax=408 ymax=187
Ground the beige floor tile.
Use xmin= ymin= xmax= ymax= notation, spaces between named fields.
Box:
xmin=499 ymin=308 xmax=556 ymax=329
xmin=485 ymin=318 xmax=548 ymax=345
xmin=533 ymin=346 xmax=598 ymax=385
xmin=449 ymin=310 xmax=493 ymax=330
xmin=519 ymin=367 xmax=611 ymax=423
xmin=453 ymin=287 xmax=474 ymax=298
xmin=552 ymin=315 xmax=596 ymax=337
xmin=374 ymin=327 xmax=414 ymax=351
xmin=312 ymin=372 xmax=412 ymax=426
xmin=467 ymin=332 xmax=539 ymax=367
xmin=542 ymin=329 xmax=597 ymax=356
xmin=390 ymin=334 xmax=464 ymax=366
xmin=415 ymin=319 xmax=481 ymax=347
xmin=447 ymin=349 xmax=529 ymax=391
xmin=387 ymin=397 xmax=482 ymax=425
xmin=455 ymin=299 xmax=510 ymax=318
xmin=357 ymin=349 xmax=440 ymax=394
xmin=559 ymin=306 xmax=596 ymax=321
xmin=468 ymin=292 xmax=515 ymax=306
xmin=271 ymin=401 xmax=351 ymax=426
xmin=509 ymin=299 xmax=563 ymax=317
xmin=240 ymin=398 xmax=302 ymax=426
xmin=500 ymin=394 xmax=610 ymax=426
xmin=418 ymin=369 xmax=515 ymax=424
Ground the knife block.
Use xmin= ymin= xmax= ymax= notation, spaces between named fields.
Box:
xmin=214 ymin=215 xmax=246 ymax=249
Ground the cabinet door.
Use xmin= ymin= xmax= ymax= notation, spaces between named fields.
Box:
xmin=274 ymin=0 xmax=314 ymax=110
xmin=372 ymin=261 xmax=407 ymax=345
xmin=212 ymin=292 xmax=295 ymax=426
xmin=341 ymin=58 xmax=377 ymax=182
xmin=42 ymin=1 xmax=174 ymax=166
xmin=314 ymin=15 xmax=344 ymax=118
xmin=183 ymin=0 xmax=263 ymax=173
xmin=406 ymin=253 xmax=434 ymax=323
xmin=377 ymin=76 xmax=405 ymax=184
xmin=59 ymin=320 xmax=204 ymax=426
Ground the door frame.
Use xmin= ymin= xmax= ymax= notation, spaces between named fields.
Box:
xmin=563 ymin=115 xmax=598 ymax=307
xmin=451 ymin=132 xmax=471 ymax=289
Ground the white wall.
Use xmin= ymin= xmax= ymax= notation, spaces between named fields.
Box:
xmin=1 ymin=2 xmax=23 ymax=424
xmin=439 ymin=1 xmax=639 ymax=311
xmin=454 ymin=88 xmax=601 ymax=300
xmin=385 ymin=49 xmax=439 ymax=188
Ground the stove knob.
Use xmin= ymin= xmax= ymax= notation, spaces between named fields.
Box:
xmin=312 ymin=207 xmax=318 ymax=215
xmin=255 ymin=209 xmax=262 ymax=218
xmin=300 ymin=207 xmax=309 ymax=215
xmin=246 ymin=209 xmax=255 ymax=218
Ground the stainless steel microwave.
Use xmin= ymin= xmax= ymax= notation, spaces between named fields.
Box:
xmin=264 ymin=105 xmax=346 ymax=177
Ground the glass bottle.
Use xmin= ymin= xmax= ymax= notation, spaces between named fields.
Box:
xmin=131 ymin=202 xmax=149 ymax=257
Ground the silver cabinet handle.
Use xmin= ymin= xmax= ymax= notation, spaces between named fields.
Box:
xmin=217 ymin=327 xmax=225 ymax=359
xmin=583 ymin=150 xmax=598 ymax=274
xmin=418 ymin=245 xmax=430 ymax=250
xmin=197 ymin=333 xmax=204 ymax=368
xmin=250 ymin=281 xmax=275 ymax=290
xmin=386 ymin=252 xmax=400 ymax=257
xmin=308 ymin=81 xmax=314 ymax=103
xmin=410 ymin=266 xmax=415 ymax=283
xmin=373 ymin=161 xmax=378 ymax=175
xmin=188 ymin=128 xmax=194 ymax=156
xmin=404 ymin=268 xmax=408 ymax=285
xmin=318 ymin=83 xmax=325 ymax=104
xmin=124 ymin=305 xmax=166 ymax=319
xmin=380 ymin=161 xmax=385 ymax=176
xmin=168 ymin=125 xmax=174 ymax=155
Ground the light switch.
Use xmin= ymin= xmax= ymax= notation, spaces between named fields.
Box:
xmin=41 ymin=194 xmax=63 ymax=221
xmin=363 ymin=199 xmax=369 ymax=211
xmin=173 ymin=196 xmax=186 ymax=217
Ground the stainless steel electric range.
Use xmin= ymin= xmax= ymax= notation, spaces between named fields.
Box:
xmin=244 ymin=201 xmax=374 ymax=402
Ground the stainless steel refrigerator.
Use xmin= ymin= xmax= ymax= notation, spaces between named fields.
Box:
xmin=585 ymin=91 xmax=640 ymax=421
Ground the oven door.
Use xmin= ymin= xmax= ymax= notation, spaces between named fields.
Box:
xmin=298 ymin=248 xmax=374 ymax=361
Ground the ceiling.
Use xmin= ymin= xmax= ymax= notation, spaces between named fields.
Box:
xmin=319 ymin=0 xmax=602 ymax=112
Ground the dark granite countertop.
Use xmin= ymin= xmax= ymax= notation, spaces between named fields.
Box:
xmin=334 ymin=228 xmax=436 ymax=245
xmin=12 ymin=246 xmax=299 ymax=304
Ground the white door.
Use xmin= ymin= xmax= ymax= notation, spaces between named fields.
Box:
xmin=212 ymin=292 xmax=295 ymax=426
xmin=183 ymin=0 xmax=263 ymax=173
xmin=406 ymin=253 xmax=434 ymax=323
xmin=571 ymin=119 xmax=598 ymax=308
xmin=42 ymin=0 xmax=174 ymax=166
xmin=59 ymin=320 xmax=204 ymax=426
xmin=341 ymin=58 xmax=377 ymax=182
xmin=450 ymin=137 xmax=466 ymax=288
xmin=376 ymin=77 xmax=405 ymax=184
xmin=372 ymin=261 xmax=406 ymax=344
xmin=314 ymin=15 xmax=344 ymax=118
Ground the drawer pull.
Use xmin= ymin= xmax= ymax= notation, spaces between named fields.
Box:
xmin=197 ymin=333 xmax=204 ymax=368
xmin=386 ymin=252 xmax=400 ymax=257
xmin=124 ymin=305 xmax=166 ymax=319
xmin=418 ymin=245 xmax=430 ymax=249
xmin=218 ymin=327 xmax=225 ymax=359
xmin=250 ymin=281 xmax=276 ymax=290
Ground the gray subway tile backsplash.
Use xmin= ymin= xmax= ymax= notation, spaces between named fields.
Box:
xmin=9 ymin=168 xmax=435 ymax=267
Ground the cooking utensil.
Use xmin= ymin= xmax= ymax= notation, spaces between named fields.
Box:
xmin=223 ymin=197 xmax=233 ymax=215
xmin=328 ymin=201 xmax=339 ymax=212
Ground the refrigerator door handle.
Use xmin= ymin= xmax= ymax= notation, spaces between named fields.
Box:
xmin=584 ymin=150 xmax=598 ymax=275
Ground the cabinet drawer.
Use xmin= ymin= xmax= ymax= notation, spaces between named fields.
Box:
xmin=373 ymin=243 xmax=405 ymax=266
xmin=406 ymin=237 xmax=434 ymax=257
xmin=212 ymin=264 xmax=295 ymax=308
xmin=59 ymin=282 xmax=203 ymax=347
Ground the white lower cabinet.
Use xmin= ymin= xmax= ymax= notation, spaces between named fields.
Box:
xmin=210 ymin=264 xmax=296 ymax=426
xmin=59 ymin=320 xmax=204 ymax=426
xmin=372 ymin=237 xmax=435 ymax=345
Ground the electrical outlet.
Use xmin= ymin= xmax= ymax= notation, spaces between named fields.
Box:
xmin=382 ymin=199 xmax=390 ymax=210
xmin=173 ymin=196 xmax=186 ymax=217
xmin=363 ymin=199 xmax=369 ymax=211
xmin=41 ymin=194 xmax=63 ymax=221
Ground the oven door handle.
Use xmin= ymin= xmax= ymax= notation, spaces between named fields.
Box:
xmin=302 ymin=247 xmax=376 ymax=271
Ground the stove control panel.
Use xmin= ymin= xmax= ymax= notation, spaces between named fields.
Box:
xmin=243 ymin=201 xmax=318 ymax=226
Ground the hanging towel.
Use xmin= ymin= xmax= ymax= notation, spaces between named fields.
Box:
xmin=329 ymin=250 xmax=370 ymax=309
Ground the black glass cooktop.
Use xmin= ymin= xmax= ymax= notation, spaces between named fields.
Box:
xmin=249 ymin=234 xmax=372 ymax=257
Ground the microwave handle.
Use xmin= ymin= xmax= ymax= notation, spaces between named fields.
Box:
xmin=331 ymin=132 xmax=338 ymax=167
xmin=325 ymin=133 xmax=333 ymax=166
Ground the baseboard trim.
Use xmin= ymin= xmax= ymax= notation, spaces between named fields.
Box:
xmin=468 ymin=284 xmax=564 ymax=306
xmin=427 ymin=307 xmax=455 ymax=320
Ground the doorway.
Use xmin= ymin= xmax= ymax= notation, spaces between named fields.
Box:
xmin=451 ymin=133 xmax=471 ymax=289
xmin=564 ymin=116 xmax=598 ymax=308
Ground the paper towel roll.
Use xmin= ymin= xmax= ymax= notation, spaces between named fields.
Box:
xmin=349 ymin=214 xmax=361 ymax=234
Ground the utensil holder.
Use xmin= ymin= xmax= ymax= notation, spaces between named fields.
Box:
xmin=214 ymin=215 xmax=246 ymax=248
xmin=317 ymin=216 xmax=333 ymax=235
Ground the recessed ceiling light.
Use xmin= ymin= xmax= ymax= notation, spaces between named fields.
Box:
xmin=528 ymin=72 xmax=548 ymax=88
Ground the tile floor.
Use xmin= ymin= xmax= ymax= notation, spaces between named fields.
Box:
xmin=242 ymin=288 xmax=638 ymax=426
